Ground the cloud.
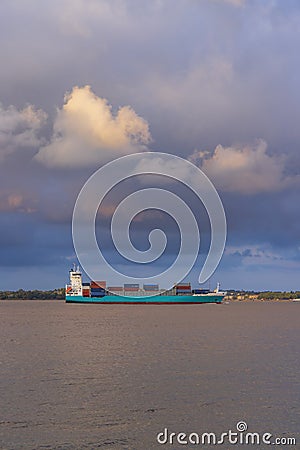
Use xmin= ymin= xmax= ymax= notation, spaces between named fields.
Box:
xmin=225 ymin=245 xmax=282 ymax=261
xmin=55 ymin=0 xmax=128 ymax=37
xmin=1 ymin=0 xmax=300 ymax=290
xmin=0 ymin=103 xmax=46 ymax=161
xmin=190 ymin=140 xmax=297 ymax=194
xmin=211 ymin=0 xmax=245 ymax=6
xmin=0 ymin=191 xmax=36 ymax=213
xmin=35 ymin=85 xmax=151 ymax=168
xmin=224 ymin=244 xmax=300 ymax=271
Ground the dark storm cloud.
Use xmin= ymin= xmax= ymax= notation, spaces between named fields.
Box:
xmin=0 ymin=0 xmax=300 ymax=289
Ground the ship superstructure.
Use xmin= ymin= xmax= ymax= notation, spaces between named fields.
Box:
xmin=66 ymin=264 xmax=83 ymax=296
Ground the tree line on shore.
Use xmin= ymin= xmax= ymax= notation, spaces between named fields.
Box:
xmin=0 ymin=289 xmax=299 ymax=300
xmin=0 ymin=288 xmax=65 ymax=300
xmin=257 ymin=291 xmax=300 ymax=300
xmin=227 ymin=290 xmax=300 ymax=300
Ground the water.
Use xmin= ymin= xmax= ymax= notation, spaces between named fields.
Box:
xmin=0 ymin=301 xmax=299 ymax=449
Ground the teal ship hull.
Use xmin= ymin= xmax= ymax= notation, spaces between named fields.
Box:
xmin=65 ymin=294 xmax=224 ymax=304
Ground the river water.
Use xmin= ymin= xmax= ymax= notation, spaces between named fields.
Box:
xmin=0 ymin=301 xmax=299 ymax=449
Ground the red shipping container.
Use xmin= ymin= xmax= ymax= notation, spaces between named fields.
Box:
xmin=108 ymin=286 xmax=123 ymax=291
xmin=91 ymin=281 xmax=106 ymax=288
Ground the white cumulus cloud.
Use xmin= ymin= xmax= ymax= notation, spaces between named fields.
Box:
xmin=190 ymin=140 xmax=296 ymax=194
xmin=35 ymin=85 xmax=151 ymax=168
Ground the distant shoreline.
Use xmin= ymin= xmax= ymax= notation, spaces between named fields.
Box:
xmin=1 ymin=289 xmax=300 ymax=302
xmin=225 ymin=291 xmax=300 ymax=302
xmin=227 ymin=298 xmax=298 ymax=303
xmin=0 ymin=289 xmax=64 ymax=300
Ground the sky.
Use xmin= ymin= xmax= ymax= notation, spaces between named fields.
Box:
xmin=0 ymin=0 xmax=300 ymax=291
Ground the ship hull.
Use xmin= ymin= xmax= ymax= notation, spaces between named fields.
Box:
xmin=65 ymin=294 xmax=224 ymax=304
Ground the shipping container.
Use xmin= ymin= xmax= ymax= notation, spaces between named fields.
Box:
xmin=108 ymin=286 xmax=123 ymax=291
xmin=143 ymin=284 xmax=159 ymax=291
xmin=123 ymin=291 xmax=141 ymax=296
xmin=91 ymin=281 xmax=106 ymax=288
xmin=193 ymin=289 xmax=209 ymax=294
xmin=90 ymin=292 xmax=105 ymax=297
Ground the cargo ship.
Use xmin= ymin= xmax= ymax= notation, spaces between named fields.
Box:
xmin=65 ymin=266 xmax=226 ymax=304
